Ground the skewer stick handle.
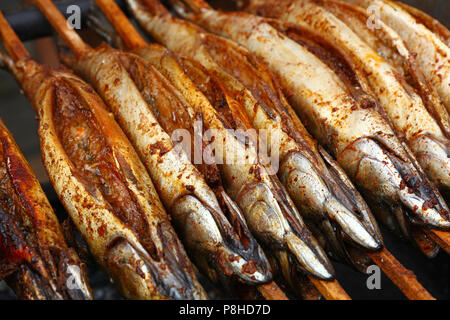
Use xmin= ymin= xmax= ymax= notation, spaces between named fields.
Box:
xmin=427 ymin=229 xmax=450 ymax=254
xmin=257 ymin=282 xmax=289 ymax=300
xmin=308 ymin=277 xmax=351 ymax=300
xmin=0 ymin=12 xmax=31 ymax=62
xmin=95 ymin=0 xmax=148 ymax=49
xmin=32 ymin=0 xmax=89 ymax=57
xmin=368 ymin=248 xmax=435 ymax=300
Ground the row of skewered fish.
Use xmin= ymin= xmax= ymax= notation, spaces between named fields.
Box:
xmin=0 ymin=0 xmax=448 ymax=299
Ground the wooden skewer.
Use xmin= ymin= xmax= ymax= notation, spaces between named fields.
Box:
xmin=308 ymin=277 xmax=351 ymax=300
xmin=426 ymin=229 xmax=450 ymax=254
xmin=368 ymin=248 xmax=435 ymax=300
xmin=141 ymin=0 xmax=172 ymax=16
xmin=32 ymin=0 xmax=90 ymax=57
xmin=94 ymin=0 xmax=148 ymax=49
xmin=257 ymin=282 xmax=289 ymax=300
xmin=0 ymin=12 xmax=31 ymax=62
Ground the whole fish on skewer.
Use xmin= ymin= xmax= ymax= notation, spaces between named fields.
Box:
xmin=0 ymin=116 xmax=92 ymax=300
xmin=0 ymin=11 xmax=207 ymax=300
xmin=132 ymin=0 xmax=450 ymax=257
xmin=234 ymin=0 xmax=450 ymax=196
xmin=32 ymin=0 xmax=272 ymax=289
xmin=111 ymin=0 xmax=384 ymax=275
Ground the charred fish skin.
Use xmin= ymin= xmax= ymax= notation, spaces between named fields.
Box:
xmin=138 ymin=0 xmax=383 ymax=271
xmin=238 ymin=1 xmax=450 ymax=200
xmin=0 ymin=111 xmax=92 ymax=300
xmin=126 ymin=0 xmax=336 ymax=282
xmin=151 ymin=1 xmax=450 ymax=248
xmin=59 ymin=43 xmax=272 ymax=286
xmin=341 ymin=0 xmax=450 ymax=114
xmin=5 ymin=56 xmax=207 ymax=300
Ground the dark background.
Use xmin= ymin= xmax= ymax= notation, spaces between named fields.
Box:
xmin=0 ymin=0 xmax=448 ymax=300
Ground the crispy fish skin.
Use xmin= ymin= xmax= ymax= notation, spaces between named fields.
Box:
xmin=342 ymin=0 xmax=450 ymax=114
xmin=0 ymin=115 xmax=92 ymax=300
xmin=239 ymin=0 xmax=450 ymax=196
xmin=60 ymin=44 xmax=272 ymax=286
xmin=149 ymin=0 xmax=450 ymax=254
xmin=123 ymin=6 xmax=382 ymax=272
xmin=126 ymin=0 xmax=336 ymax=282
xmin=5 ymin=57 xmax=206 ymax=300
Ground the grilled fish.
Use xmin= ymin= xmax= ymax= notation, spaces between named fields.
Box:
xmin=393 ymin=1 xmax=449 ymax=47
xmin=61 ymin=42 xmax=272 ymax=286
xmin=33 ymin=0 xmax=273 ymax=291
xmin=237 ymin=0 xmax=450 ymax=196
xmin=136 ymin=0 xmax=450 ymax=256
xmin=0 ymin=114 xmax=92 ymax=300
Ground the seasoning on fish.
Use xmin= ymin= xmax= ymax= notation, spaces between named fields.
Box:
xmin=125 ymin=0 xmax=355 ymax=297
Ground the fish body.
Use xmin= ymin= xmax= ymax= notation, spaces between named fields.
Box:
xmin=0 ymin=113 xmax=92 ymax=300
